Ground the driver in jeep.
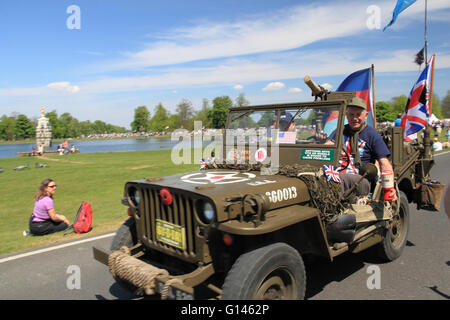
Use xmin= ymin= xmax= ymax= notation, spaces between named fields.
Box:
xmin=327 ymin=97 xmax=397 ymax=202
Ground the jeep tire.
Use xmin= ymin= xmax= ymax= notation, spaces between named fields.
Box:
xmin=110 ymin=217 xmax=137 ymax=250
xmin=222 ymin=242 xmax=306 ymax=300
xmin=375 ymin=191 xmax=410 ymax=261
xmin=110 ymin=217 xmax=140 ymax=294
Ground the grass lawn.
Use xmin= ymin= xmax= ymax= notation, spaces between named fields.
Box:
xmin=0 ymin=150 xmax=198 ymax=256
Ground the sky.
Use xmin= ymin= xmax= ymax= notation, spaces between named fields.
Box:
xmin=0 ymin=0 xmax=449 ymax=129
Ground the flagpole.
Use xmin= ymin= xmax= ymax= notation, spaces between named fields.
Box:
xmin=429 ymin=54 xmax=435 ymax=115
xmin=371 ymin=64 xmax=377 ymax=128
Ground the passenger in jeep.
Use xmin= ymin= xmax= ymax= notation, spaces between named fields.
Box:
xmin=328 ymin=97 xmax=397 ymax=201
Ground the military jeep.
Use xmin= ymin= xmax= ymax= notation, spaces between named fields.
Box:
xmin=93 ymin=77 xmax=437 ymax=300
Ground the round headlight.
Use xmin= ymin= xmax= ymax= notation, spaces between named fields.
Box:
xmin=128 ymin=186 xmax=140 ymax=207
xmin=133 ymin=189 xmax=141 ymax=205
xmin=197 ymin=200 xmax=216 ymax=224
xmin=203 ymin=202 xmax=215 ymax=221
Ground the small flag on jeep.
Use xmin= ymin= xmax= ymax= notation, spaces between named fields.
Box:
xmin=323 ymin=165 xmax=341 ymax=183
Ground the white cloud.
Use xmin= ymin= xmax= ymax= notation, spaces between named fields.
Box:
xmin=102 ymin=0 xmax=450 ymax=72
xmin=262 ymin=82 xmax=285 ymax=91
xmin=288 ymin=87 xmax=302 ymax=93
xmin=47 ymin=81 xmax=80 ymax=93
xmin=233 ymin=84 xmax=243 ymax=90
xmin=320 ymin=83 xmax=333 ymax=91
xmin=103 ymin=1 xmax=378 ymax=70
xmin=3 ymin=49 xmax=450 ymax=98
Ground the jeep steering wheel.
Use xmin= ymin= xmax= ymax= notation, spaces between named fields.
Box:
xmin=338 ymin=147 xmax=350 ymax=172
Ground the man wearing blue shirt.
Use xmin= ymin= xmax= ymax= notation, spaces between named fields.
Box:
xmin=328 ymin=97 xmax=397 ymax=201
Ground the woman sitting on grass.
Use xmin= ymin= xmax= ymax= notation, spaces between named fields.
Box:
xmin=29 ymin=178 xmax=70 ymax=236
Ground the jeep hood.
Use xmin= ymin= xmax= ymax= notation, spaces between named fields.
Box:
xmin=132 ymin=169 xmax=311 ymax=221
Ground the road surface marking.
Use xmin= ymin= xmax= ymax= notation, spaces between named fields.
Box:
xmin=0 ymin=232 xmax=115 ymax=264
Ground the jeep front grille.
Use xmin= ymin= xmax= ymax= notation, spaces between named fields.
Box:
xmin=138 ymin=186 xmax=200 ymax=263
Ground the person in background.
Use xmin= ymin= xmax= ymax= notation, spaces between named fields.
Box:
xmin=432 ymin=138 xmax=443 ymax=152
xmin=394 ymin=113 xmax=402 ymax=127
xmin=28 ymin=178 xmax=69 ymax=236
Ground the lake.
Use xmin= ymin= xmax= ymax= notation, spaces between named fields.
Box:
xmin=0 ymin=137 xmax=192 ymax=159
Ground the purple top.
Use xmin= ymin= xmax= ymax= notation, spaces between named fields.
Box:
xmin=32 ymin=196 xmax=54 ymax=222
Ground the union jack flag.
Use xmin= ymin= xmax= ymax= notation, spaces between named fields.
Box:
xmin=400 ymin=55 xmax=434 ymax=141
xmin=340 ymin=136 xmax=367 ymax=174
xmin=323 ymin=165 xmax=341 ymax=183
xmin=200 ymin=159 xmax=207 ymax=170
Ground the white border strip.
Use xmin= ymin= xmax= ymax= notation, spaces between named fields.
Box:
xmin=0 ymin=232 xmax=115 ymax=264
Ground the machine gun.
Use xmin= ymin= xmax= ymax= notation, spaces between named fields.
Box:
xmin=304 ymin=76 xmax=330 ymax=101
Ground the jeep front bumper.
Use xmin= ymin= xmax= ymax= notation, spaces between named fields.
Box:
xmin=93 ymin=246 xmax=214 ymax=300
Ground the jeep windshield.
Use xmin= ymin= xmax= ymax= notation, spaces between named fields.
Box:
xmin=227 ymin=106 xmax=341 ymax=146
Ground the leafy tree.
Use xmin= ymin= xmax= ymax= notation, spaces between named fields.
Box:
xmin=192 ymin=98 xmax=211 ymax=128
xmin=176 ymin=99 xmax=194 ymax=129
xmin=234 ymin=93 xmax=250 ymax=108
xmin=430 ymin=94 xmax=442 ymax=118
xmin=0 ymin=115 xmax=15 ymax=140
xmin=14 ymin=114 xmax=35 ymax=139
xmin=92 ymin=120 xmax=107 ymax=134
xmin=208 ymin=96 xmax=233 ymax=129
xmin=45 ymin=110 xmax=65 ymax=138
xmin=60 ymin=112 xmax=79 ymax=138
xmin=131 ymin=106 xmax=151 ymax=132
xmin=390 ymin=95 xmax=409 ymax=115
xmin=375 ymin=101 xmax=396 ymax=122
xmin=150 ymin=103 xmax=171 ymax=132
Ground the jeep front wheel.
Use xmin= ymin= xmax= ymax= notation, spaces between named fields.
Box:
xmin=375 ymin=191 xmax=410 ymax=261
xmin=110 ymin=217 xmax=140 ymax=294
xmin=222 ymin=243 xmax=306 ymax=300
xmin=110 ymin=217 xmax=137 ymax=251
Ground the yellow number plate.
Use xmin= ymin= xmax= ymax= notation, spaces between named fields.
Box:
xmin=156 ymin=219 xmax=186 ymax=250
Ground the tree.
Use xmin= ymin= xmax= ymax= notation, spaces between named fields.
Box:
xmin=131 ymin=106 xmax=151 ymax=132
xmin=150 ymin=103 xmax=171 ymax=132
xmin=14 ymin=114 xmax=35 ymax=139
xmin=46 ymin=110 xmax=65 ymax=138
xmin=235 ymin=93 xmax=249 ymax=108
xmin=192 ymin=98 xmax=211 ymax=128
xmin=442 ymin=90 xmax=450 ymax=118
xmin=208 ymin=96 xmax=233 ymax=129
xmin=176 ymin=99 xmax=194 ymax=129
xmin=430 ymin=94 xmax=442 ymax=119
xmin=0 ymin=115 xmax=15 ymax=140
xmin=60 ymin=112 xmax=79 ymax=138
xmin=390 ymin=95 xmax=409 ymax=115
xmin=375 ymin=101 xmax=396 ymax=122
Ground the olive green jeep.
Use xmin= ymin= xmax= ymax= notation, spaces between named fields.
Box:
xmin=93 ymin=77 xmax=439 ymax=300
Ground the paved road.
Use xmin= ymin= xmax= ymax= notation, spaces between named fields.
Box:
xmin=307 ymin=151 xmax=450 ymax=300
xmin=1 ymin=152 xmax=449 ymax=300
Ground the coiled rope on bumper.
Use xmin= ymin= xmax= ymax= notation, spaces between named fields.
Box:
xmin=108 ymin=246 xmax=169 ymax=295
